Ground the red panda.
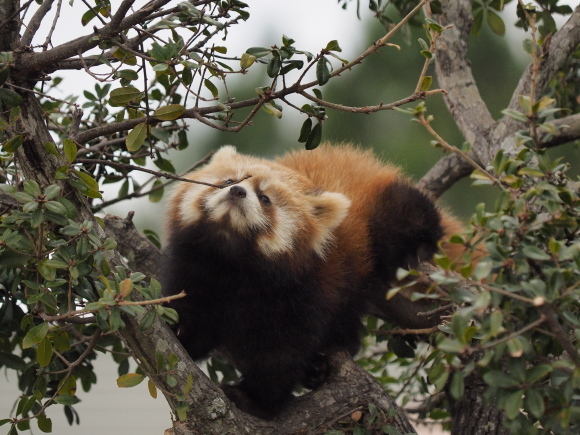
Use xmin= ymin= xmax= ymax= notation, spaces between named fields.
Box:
xmin=161 ymin=144 xmax=460 ymax=419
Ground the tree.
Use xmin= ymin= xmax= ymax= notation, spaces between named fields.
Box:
xmin=0 ymin=0 xmax=578 ymax=434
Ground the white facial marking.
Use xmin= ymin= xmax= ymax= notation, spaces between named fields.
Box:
xmin=257 ymin=206 xmax=297 ymax=257
xmin=205 ymin=180 xmax=269 ymax=234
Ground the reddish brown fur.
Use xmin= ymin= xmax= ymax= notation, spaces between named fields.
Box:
xmin=161 ymin=143 xmax=463 ymax=419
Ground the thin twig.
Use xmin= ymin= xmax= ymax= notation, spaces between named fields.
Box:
xmin=74 ymin=158 xmax=249 ymax=189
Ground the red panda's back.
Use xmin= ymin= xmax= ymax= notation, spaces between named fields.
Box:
xmin=277 ymin=144 xmax=405 ymax=285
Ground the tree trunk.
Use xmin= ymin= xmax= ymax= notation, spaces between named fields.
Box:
xmin=448 ymin=373 xmax=508 ymax=435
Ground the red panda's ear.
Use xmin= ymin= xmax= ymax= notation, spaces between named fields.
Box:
xmin=211 ymin=145 xmax=237 ymax=164
xmin=310 ymin=192 xmax=351 ymax=232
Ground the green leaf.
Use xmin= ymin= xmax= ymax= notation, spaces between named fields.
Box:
xmin=437 ymin=338 xmax=466 ymax=353
xmin=502 ymin=108 xmax=528 ymax=123
xmin=63 ymin=139 xmax=77 ymax=163
xmin=450 ymin=372 xmax=465 ymax=400
xmin=298 ymin=118 xmax=313 ymax=143
xmin=240 ymin=52 xmax=256 ymax=69
xmin=472 ymin=10 xmax=484 ymax=36
xmin=109 ymin=86 xmax=142 ymax=106
xmin=246 ymin=47 xmax=271 ymax=58
xmin=73 ymin=170 xmax=101 ymax=196
xmin=153 ymin=104 xmax=185 ymax=121
xmin=504 ymin=389 xmax=523 ymax=419
xmin=44 ymin=201 xmax=68 ymax=215
xmin=204 ymin=79 xmax=219 ymax=98
xmin=36 ymin=338 xmax=53 ymax=367
xmin=0 ymin=88 xmax=23 ymax=107
xmin=507 ymin=337 xmax=524 ymax=358
xmin=44 ymin=142 xmax=59 ymax=157
xmin=325 ymin=40 xmax=342 ymax=52
xmin=117 ymin=373 xmax=145 ymax=388
xmin=522 ymin=246 xmax=550 ymax=261
xmin=526 ymin=364 xmax=552 ymax=385
xmin=81 ymin=8 xmax=97 ymax=26
xmin=524 ymin=388 xmax=544 ymax=419
xmin=126 ymin=123 xmax=148 ymax=152
xmin=420 ymin=76 xmax=433 ymax=91
xmin=37 ymin=413 xmax=52 ymax=433
xmin=483 ymin=370 xmax=521 ymax=388
xmin=261 ymin=102 xmax=283 ymax=119
xmin=473 ymin=260 xmax=492 ymax=280
xmin=22 ymin=322 xmax=49 ymax=349
xmin=2 ymin=135 xmax=24 ymax=153
xmin=53 ymin=394 xmax=79 ymax=405
xmin=486 ymin=10 xmax=505 ymax=36
xmin=267 ymin=56 xmax=281 ymax=78
xmin=149 ymin=179 xmax=164 ymax=203
xmin=38 ymin=260 xmax=56 ymax=281
xmin=305 ymin=122 xmax=322 ymax=150
xmin=148 ymin=379 xmax=158 ymax=399
xmin=140 ymin=309 xmax=157 ymax=331
xmin=316 ymin=57 xmax=330 ymax=86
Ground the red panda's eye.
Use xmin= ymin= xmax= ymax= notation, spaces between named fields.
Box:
xmin=259 ymin=195 xmax=271 ymax=205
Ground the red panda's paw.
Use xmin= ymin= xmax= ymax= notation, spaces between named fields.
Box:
xmin=302 ymin=352 xmax=329 ymax=390
xmin=221 ymin=384 xmax=277 ymax=420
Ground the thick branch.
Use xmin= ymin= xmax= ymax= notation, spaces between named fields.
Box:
xmin=489 ymin=5 xmax=580 ymax=161
xmin=21 ymin=0 xmax=55 ymax=47
xmin=542 ymin=113 xmax=580 ymax=148
xmin=15 ymin=0 xmax=172 ymax=76
xmin=103 ymin=213 xmax=162 ymax=278
xmin=433 ymin=0 xmax=495 ymax=165
xmin=418 ymin=153 xmax=474 ymax=198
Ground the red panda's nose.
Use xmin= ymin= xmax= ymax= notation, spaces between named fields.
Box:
xmin=229 ymin=185 xmax=246 ymax=198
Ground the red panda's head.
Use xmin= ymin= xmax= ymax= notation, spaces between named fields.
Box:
xmin=166 ymin=146 xmax=351 ymax=259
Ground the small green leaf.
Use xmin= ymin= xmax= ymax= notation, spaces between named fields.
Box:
xmin=117 ymin=373 xmax=145 ymax=388
xmin=486 ymin=10 xmax=505 ymax=36
xmin=420 ymin=76 xmax=433 ymax=91
xmin=44 ymin=142 xmax=59 ymax=157
xmin=524 ymin=388 xmax=544 ymax=419
xmin=126 ymin=123 xmax=148 ymax=152
xmin=502 ymin=108 xmax=528 ymax=123
xmin=483 ymin=370 xmax=521 ymax=388
xmin=149 ymin=179 xmax=164 ymax=203
xmin=504 ymin=389 xmax=523 ymax=419
xmin=63 ymin=139 xmax=77 ymax=163
xmin=240 ymin=52 xmax=256 ymax=69
xmin=109 ymin=86 xmax=142 ymax=106
xmin=316 ymin=57 xmax=330 ymax=86
xmin=36 ymin=338 xmax=53 ymax=367
xmin=22 ymin=322 xmax=49 ymax=349
xmin=153 ymin=104 xmax=185 ymax=121
xmin=298 ymin=118 xmax=312 ymax=143
xmin=305 ymin=122 xmax=322 ymax=150
xmin=450 ymin=372 xmax=465 ymax=400
xmin=325 ymin=40 xmax=342 ymax=52
xmin=2 ymin=135 xmax=24 ymax=153
xmin=37 ymin=413 xmax=52 ymax=433
xmin=53 ymin=394 xmax=79 ymax=405
xmin=148 ymin=379 xmax=158 ymax=399
xmin=246 ymin=47 xmax=271 ymax=58
xmin=522 ymin=246 xmax=550 ymax=261
xmin=204 ymin=79 xmax=219 ymax=98
xmin=140 ymin=309 xmax=157 ymax=331
xmin=38 ymin=260 xmax=56 ymax=281
xmin=267 ymin=56 xmax=281 ymax=78
xmin=0 ymin=88 xmax=23 ymax=107
xmin=261 ymin=102 xmax=283 ymax=119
